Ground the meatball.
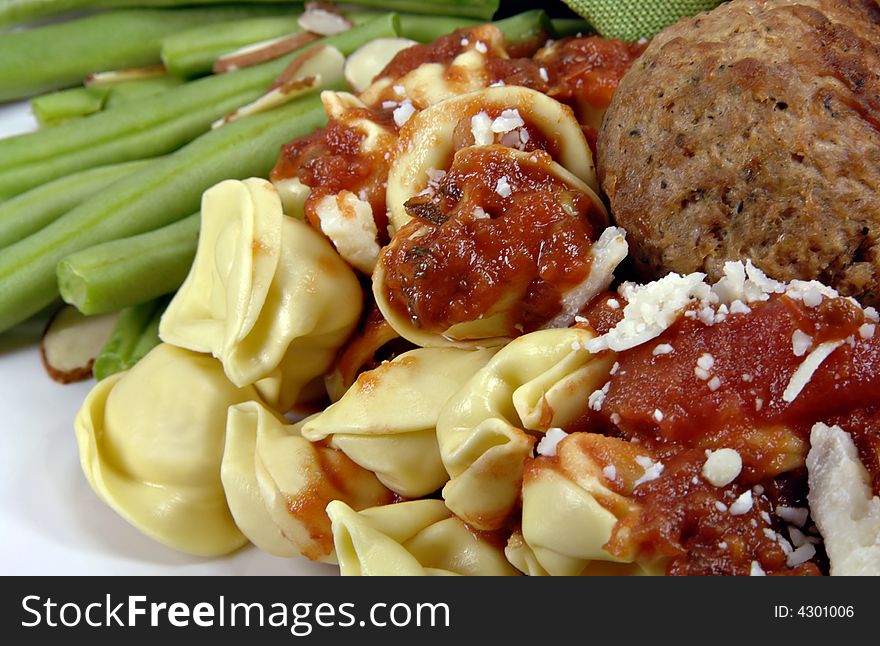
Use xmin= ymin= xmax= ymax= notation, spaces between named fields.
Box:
xmin=598 ymin=0 xmax=880 ymax=306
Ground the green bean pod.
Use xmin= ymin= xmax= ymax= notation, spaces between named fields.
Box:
xmin=58 ymin=212 xmax=199 ymax=315
xmin=161 ymin=14 xmax=303 ymax=78
xmin=0 ymin=7 xmax=298 ymax=101
xmin=333 ymin=0 xmax=498 ymax=20
xmin=0 ymin=12 xmax=399 ymax=200
xmin=0 ymin=1 xmax=300 ymax=30
xmin=92 ymin=296 xmax=168 ymax=382
xmin=397 ymin=14 xmax=479 ymax=42
xmin=0 ymin=159 xmax=154 ymax=249
xmin=0 ymin=92 xmax=328 ymax=334
xmin=31 ymin=87 xmax=111 ymax=127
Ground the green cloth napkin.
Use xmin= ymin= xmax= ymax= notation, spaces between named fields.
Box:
xmin=561 ymin=0 xmax=724 ymax=40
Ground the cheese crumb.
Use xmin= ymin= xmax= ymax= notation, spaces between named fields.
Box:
xmin=708 ymin=376 xmax=722 ymax=391
xmin=702 ymin=448 xmax=742 ymax=487
xmin=859 ymin=323 xmax=876 ymax=339
xmin=393 ymin=85 xmax=405 ymax=96
xmin=475 ymin=40 xmax=488 ymax=53
xmin=695 ymin=366 xmax=710 ymax=381
xmin=783 ymin=340 xmax=844 ymax=403
xmin=539 ymin=67 xmax=549 ymax=82
xmin=634 ymin=455 xmax=664 ymax=487
xmin=792 ymin=329 xmax=813 ymax=357
xmin=697 ymin=353 xmax=715 ymax=371
xmin=392 ymin=100 xmax=416 ymax=127
xmin=787 ymin=543 xmax=817 ymax=568
xmin=776 ymin=506 xmax=809 ymax=527
xmin=495 ymin=176 xmax=512 ymax=198
xmin=536 ymin=427 xmax=568 ymax=457
xmin=588 ymin=388 xmax=606 ymax=411
xmin=491 ymin=109 xmax=524 ymax=134
xmin=607 ymin=298 xmax=620 ymax=310
xmin=653 ymin=409 xmax=664 ymax=422
xmin=729 ymin=490 xmax=753 ymax=515
xmin=750 ymin=561 xmax=766 ymax=576
xmin=729 ymin=299 xmax=751 ymax=315
xmin=610 ymin=412 xmax=621 ymax=425
xmin=715 ymin=501 xmax=729 ymax=512
xmin=865 ymin=306 xmax=879 ymax=323
xmin=602 ymin=465 xmax=617 ymax=481
xmin=653 ymin=343 xmax=674 ymax=355
xmin=470 ymin=111 xmax=493 ymax=146
xmin=755 ymin=398 xmax=764 ymax=412
xmin=472 ymin=206 xmax=489 ymax=220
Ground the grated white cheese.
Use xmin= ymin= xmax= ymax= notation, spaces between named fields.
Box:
xmin=702 ymin=448 xmax=742 ymax=487
xmin=470 ymin=111 xmax=493 ymax=146
xmin=791 ymin=329 xmax=813 ymax=357
xmin=539 ymin=66 xmax=549 ymax=82
xmin=742 ymin=373 xmax=754 ymax=382
xmin=536 ymin=427 xmax=568 ymax=457
xmin=588 ymin=388 xmax=606 ymax=411
xmin=495 ymin=176 xmax=512 ymax=198
xmin=782 ymin=340 xmax=844 ymax=403
xmin=696 ymin=353 xmax=715 ymax=371
xmin=393 ymin=84 xmax=405 ymax=96
xmin=729 ymin=299 xmax=751 ymax=315
xmin=602 ymin=465 xmax=617 ymax=481
xmin=382 ymin=100 xmax=398 ymax=109
xmin=786 ymin=543 xmax=816 ymax=568
xmin=708 ymin=376 xmax=722 ymax=391
xmin=474 ymin=40 xmax=487 ymax=53
xmin=634 ymin=455 xmax=664 ymax=487
xmin=750 ymin=560 xmax=766 ymax=576
xmin=652 ymin=343 xmax=674 ymax=355
xmin=392 ymin=100 xmax=416 ymax=127
xmin=715 ymin=501 xmax=729 ymax=512
xmin=859 ymin=323 xmax=875 ymax=339
xmin=729 ymin=490 xmax=753 ymax=515
xmin=695 ymin=366 xmax=711 ymax=381
xmin=653 ymin=409 xmax=664 ymax=422
xmin=865 ymin=306 xmax=879 ymax=323
xmin=586 ymin=272 xmax=712 ymax=353
xmin=491 ymin=108 xmax=524 ymax=134
xmin=472 ymin=206 xmax=490 ymax=220
xmin=776 ymin=506 xmax=809 ymax=527
xmin=755 ymin=398 xmax=764 ymax=412
xmin=607 ymin=298 xmax=620 ymax=310
xmin=610 ymin=412 xmax=621 ymax=425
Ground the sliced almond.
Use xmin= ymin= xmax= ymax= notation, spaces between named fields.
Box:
xmin=270 ymin=43 xmax=328 ymax=91
xmin=344 ymin=37 xmax=417 ymax=93
xmin=85 ymin=65 xmax=167 ymax=87
xmin=213 ymin=31 xmax=320 ymax=74
xmin=298 ymin=3 xmax=352 ymax=36
xmin=213 ymin=76 xmax=320 ymax=128
xmin=40 ymin=305 xmax=118 ymax=384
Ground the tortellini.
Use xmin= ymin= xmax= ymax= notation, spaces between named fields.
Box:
xmin=222 ymin=400 xmax=394 ymax=562
xmin=359 ymin=24 xmax=507 ymax=110
xmin=301 ymin=346 xmax=498 ymax=497
xmin=375 ymin=146 xmax=613 ymax=349
xmin=386 ymin=85 xmax=599 ymax=232
xmin=513 ymin=432 xmax=666 ymax=576
xmin=327 ymin=499 xmax=520 ymax=576
xmin=159 ymin=178 xmax=362 ymax=412
xmin=74 ymin=343 xmax=257 ymax=557
xmin=436 ymin=328 xmax=616 ymax=531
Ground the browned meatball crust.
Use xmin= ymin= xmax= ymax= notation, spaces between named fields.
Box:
xmin=598 ymin=0 xmax=880 ymax=305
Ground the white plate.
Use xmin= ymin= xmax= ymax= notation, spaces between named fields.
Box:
xmin=0 ymin=101 xmax=335 ymax=576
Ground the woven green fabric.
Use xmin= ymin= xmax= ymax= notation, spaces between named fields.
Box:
xmin=562 ymin=0 xmax=724 ymax=40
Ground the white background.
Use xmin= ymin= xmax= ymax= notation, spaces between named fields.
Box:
xmin=0 ymin=101 xmax=334 ymax=576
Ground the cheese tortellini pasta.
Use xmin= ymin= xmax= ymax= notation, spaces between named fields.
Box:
xmin=222 ymin=400 xmax=394 ymax=562
xmin=74 ymin=343 xmax=257 ymax=556
xmin=436 ymin=328 xmax=617 ymax=530
xmin=327 ymin=499 xmax=520 ymax=576
xmin=512 ymin=432 xmax=666 ymax=576
xmin=159 ymin=178 xmax=362 ymax=412
xmin=301 ymin=346 xmax=498 ymax=497
xmin=386 ymin=85 xmax=599 ymax=232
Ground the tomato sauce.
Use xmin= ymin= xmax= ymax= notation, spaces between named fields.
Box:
xmin=381 ymin=146 xmax=605 ymax=336
xmin=573 ymin=293 xmax=879 ymax=574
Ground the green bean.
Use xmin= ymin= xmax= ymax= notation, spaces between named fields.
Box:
xmin=397 ymin=14 xmax=479 ymax=43
xmin=494 ymin=9 xmax=553 ymax=49
xmin=0 ymin=1 xmax=300 ymax=30
xmin=0 ymin=92 xmax=328 ymax=334
xmin=0 ymin=13 xmax=399 ymax=200
xmin=551 ymin=18 xmax=593 ymax=38
xmin=31 ymin=87 xmax=111 ymax=127
xmin=0 ymin=7 xmax=297 ymax=101
xmin=104 ymin=76 xmax=184 ymax=109
xmin=0 ymin=159 xmax=154 ymax=248
xmin=93 ymin=296 xmax=168 ymax=382
xmin=333 ymin=0 xmax=498 ymax=20
xmin=162 ymin=14 xmax=303 ymax=78
xmin=58 ymin=212 xmax=199 ymax=315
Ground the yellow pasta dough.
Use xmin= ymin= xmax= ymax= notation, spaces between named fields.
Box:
xmin=159 ymin=178 xmax=362 ymax=412
xmin=327 ymin=499 xmax=519 ymax=576
xmin=223 ymin=400 xmax=395 ymax=562
xmin=301 ymin=346 xmax=498 ymax=497
xmin=74 ymin=343 xmax=257 ymax=557
xmin=436 ymin=327 xmax=616 ymax=531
